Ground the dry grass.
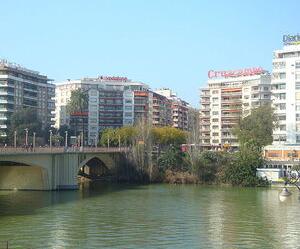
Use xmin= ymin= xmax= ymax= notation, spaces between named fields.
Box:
xmin=164 ymin=170 xmax=199 ymax=184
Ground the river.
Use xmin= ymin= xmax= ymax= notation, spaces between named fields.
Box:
xmin=0 ymin=183 xmax=299 ymax=249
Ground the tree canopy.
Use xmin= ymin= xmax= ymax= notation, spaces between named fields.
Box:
xmin=233 ymin=104 xmax=277 ymax=149
xmin=151 ymin=126 xmax=187 ymax=146
xmin=7 ymin=107 xmax=44 ymax=144
xmin=99 ymin=126 xmax=187 ymax=147
xmin=66 ymin=89 xmax=88 ymax=114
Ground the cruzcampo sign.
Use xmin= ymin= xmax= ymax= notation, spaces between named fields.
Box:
xmin=283 ymin=34 xmax=300 ymax=46
xmin=208 ymin=67 xmax=264 ymax=79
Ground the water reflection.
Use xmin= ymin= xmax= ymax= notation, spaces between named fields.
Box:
xmin=0 ymin=185 xmax=299 ymax=249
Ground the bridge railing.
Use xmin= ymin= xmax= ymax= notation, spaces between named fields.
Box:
xmin=0 ymin=146 xmax=130 ymax=154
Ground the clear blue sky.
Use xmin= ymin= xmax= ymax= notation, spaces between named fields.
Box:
xmin=0 ymin=0 xmax=299 ymax=107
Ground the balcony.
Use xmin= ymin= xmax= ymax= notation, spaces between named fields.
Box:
xmin=221 ymin=92 xmax=242 ymax=97
xmin=221 ymin=99 xmax=242 ymax=104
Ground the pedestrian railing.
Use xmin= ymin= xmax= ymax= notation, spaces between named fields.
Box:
xmin=0 ymin=146 xmax=130 ymax=154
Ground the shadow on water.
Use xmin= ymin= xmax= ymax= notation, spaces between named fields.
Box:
xmin=0 ymin=181 xmax=146 ymax=217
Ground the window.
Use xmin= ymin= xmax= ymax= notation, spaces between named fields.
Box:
xmin=296 ymin=82 xmax=300 ymax=90
xmin=212 ymin=139 xmax=219 ymax=143
xmin=279 ymin=125 xmax=286 ymax=131
xmin=212 ymin=118 xmax=219 ymax=122
xmin=297 ymin=135 xmax=300 ymax=143
xmin=212 ymin=125 xmax=219 ymax=130
xmin=278 ymin=83 xmax=286 ymax=89
xmin=278 ymin=103 xmax=286 ymax=110
xmin=297 ymin=114 xmax=300 ymax=121
xmin=264 ymin=86 xmax=269 ymax=91
xmin=296 ymin=92 xmax=300 ymax=101
xmin=278 ymin=115 xmax=286 ymax=121
xmin=279 ymin=93 xmax=286 ymax=100
xmin=212 ymin=132 xmax=219 ymax=136
xmin=212 ymin=90 xmax=218 ymax=94
xmin=296 ymin=123 xmax=300 ymax=132
xmin=212 ymin=111 xmax=219 ymax=115
xmin=212 ymin=97 xmax=218 ymax=103
xmin=296 ymin=73 xmax=300 ymax=80
xmin=296 ymin=61 xmax=300 ymax=69
xmin=279 ymin=73 xmax=286 ymax=79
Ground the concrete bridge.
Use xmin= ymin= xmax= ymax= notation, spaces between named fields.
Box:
xmin=0 ymin=147 xmax=130 ymax=190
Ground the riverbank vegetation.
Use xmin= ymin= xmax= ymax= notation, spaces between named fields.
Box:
xmin=99 ymin=104 xmax=276 ymax=187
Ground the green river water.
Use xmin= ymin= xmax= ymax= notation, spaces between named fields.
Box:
xmin=0 ymin=183 xmax=299 ymax=249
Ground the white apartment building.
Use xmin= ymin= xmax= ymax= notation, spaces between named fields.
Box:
xmin=54 ymin=76 xmax=149 ymax=144
xmin=199 ymin=69 xmax=271 ymax=148
xmin=272 ymin=44 xmax=300 ymax=144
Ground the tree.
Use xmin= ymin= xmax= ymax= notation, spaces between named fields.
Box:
xmin=158 ymin=146 xmax=187 ymax=171
xmin=222 ymin=141 xmax=266 ymax=186
xmin=99 ymin=128 xmax=118 ymax=146
xmin=284 ymin=164 xmax=300 ymax=191
xmin=152 ymin=126 xmax=187 ymax=147
xmin=115 ymin=126 xmax=137 ymax=146
xmin=222 ymin=105 xmax=277 ymax=186
xmin=233 ymin=104 xmax=277 ymax=150
xmin=8 ymin=107 xmax=43 ymax=145
xmin=66 ymin=89 xmax=88 ymax=138
xmin=186 ymin=108 xmax=201 ymax=172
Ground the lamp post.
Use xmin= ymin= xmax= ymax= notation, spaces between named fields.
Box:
xmin=49 ymin=130 xmax=52 ymax=150
xmin=80 ymin=132 xmax=84 ymax=151
xmin=14 ymin=131 xmax=17 ymax=148
xmin=33 ymin=132 xmax=36 ymax=151
xmin=65 ymin=131 xmax=68 ymax=147
xmin=107 ymin=134 xmax=110 ymax=149
xmin=24 ymin=128 xmax=29 ymax=146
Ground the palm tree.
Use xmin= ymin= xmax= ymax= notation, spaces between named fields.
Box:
xmin=66 ymin=89 xmax=88 ymax=143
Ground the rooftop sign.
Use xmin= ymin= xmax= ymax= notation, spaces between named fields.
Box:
xmin=283 ymin=34 xmax=300 ymax=46
xmin=99 ymin=76 xmax=128 ymax=81
xmin=208 ymin=67 xmax=264 ymax=79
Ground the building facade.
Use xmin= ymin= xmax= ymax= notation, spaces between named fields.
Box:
xmin=155 ymin=88 xmax=189 ymax=130
xmin=199 ymin=68 xmax=271 ymax=148
xmin=55 ymin=76 xmax=151 ymax=144
xmin=0 ymin=60 xmax=55 ymax=137
xmin=271 ymin=44 xmax=300 ymax=144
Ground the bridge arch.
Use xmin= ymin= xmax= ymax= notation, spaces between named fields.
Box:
xmin=78 ymin=156 xmax=112 ymax=179
xmin=0 ymin=160 xmax=49 ymax=190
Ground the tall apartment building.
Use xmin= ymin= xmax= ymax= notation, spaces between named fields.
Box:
xmin=55 ymin=76 xmax=151 ymax=144
xmin=271 ymin=43 xmax=300 ymax=144
xmin=0 ymin=60 xmax=55 ymax=136
xmin=155 ymin=88 xmax=189 ymax=130
xmin=199 ymin=68 xmax=271 ymax=148
xmin=152 ymin=92 xmax=172 ymax=127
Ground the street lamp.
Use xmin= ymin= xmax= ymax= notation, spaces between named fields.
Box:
xmin=14 ymin=131 xmax=17 ymax=148
xmin=33 ymin=132 xmax=36 ymax=151
xmin=65 ymin=131 xmax=68 ymax=147
xmin=107 ymin=134 xmax=110 ymax=149
xmin=49 ymin=130 xmax=53 ymax=149
xmin=24 ymin=128 xmax=29 ymax=146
